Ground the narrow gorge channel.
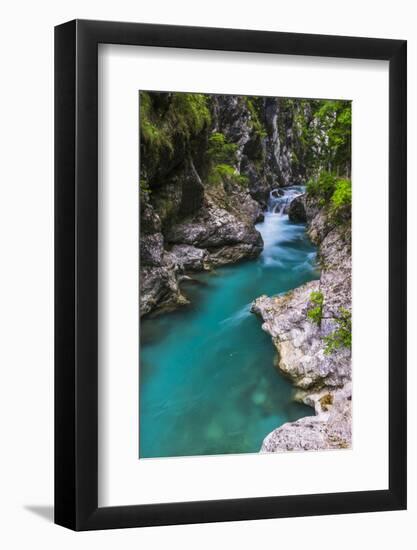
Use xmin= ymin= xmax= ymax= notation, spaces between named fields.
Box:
xmin=140 ymin=187 xmax=319 ymax=458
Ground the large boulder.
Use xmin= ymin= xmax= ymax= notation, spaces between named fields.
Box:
xmin=288 ymin=193 xmax=307 ymax=222
xmin=166 ymin=203 xmax=263 ymax=264
xmin=251 ymin=281 xmax=351 ymax=391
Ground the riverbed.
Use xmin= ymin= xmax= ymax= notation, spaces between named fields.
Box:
xmin=139 ymin=186 xmax=319 ymax=458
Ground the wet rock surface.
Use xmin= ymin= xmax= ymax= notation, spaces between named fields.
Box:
xmin=288 ymin=193 xmax=307 ymax=222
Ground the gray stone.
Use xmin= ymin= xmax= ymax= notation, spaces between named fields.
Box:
xmin=170 ymin=244 xmax=210 ymax=272
xmin=288 ymin=193 xmax=307 ymax=222
xmin=252 ymin=199 xmax=352 ymax=452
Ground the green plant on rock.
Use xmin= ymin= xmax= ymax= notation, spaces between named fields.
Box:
xmin=140 ymin=178 xmax=151 ymax=195
xmin=246 ymin=97 xmax=267 ymax=139
xmin=208 ymin=132 xmax=238 ymax=164
xmin=170 ymin=93 xmax=211 ymax=138
xmin=307 ymin=290 xmax=324 ymax=326
xmin=330 ymin=178 xmax=351 ymax=222
xmin=139 ymin=91 xmax=211 ymax=184
xmin=306 ymin=172 xmax=338 ymax=202
xmin=140 ymin=91 xmax=173 ymax=155
xmin=207 ymin=132 xmax=248 ymax=187
xmin=306 ymin=171 xmax=351 ymax=223
xmin=208 ymin=163 xmax=248 ymax=187
xmin=323 ymin=307 xmax=352 ymax=354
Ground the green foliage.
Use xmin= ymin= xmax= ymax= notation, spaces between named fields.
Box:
xmin=207 ymin=132 xmax=248 ymax=187
xmin=246 ymin=98 xmax=267 ymax=139
xmin=140 ymin=92 xmax=173 ymax=155
xmin=140 ymin=178 xmax=151 ymax=194
xmin=330 ymin=178 xmax=351 ymax=221
xmin=208 ymin=133 xmax=238 ymax=164
xmin=139 ymin=91 xmax=211 ymax=175
xmin=314 ymin=100 xmax=351 ymax=175
xmin=170 ymin=93 xmax=211 ymax=138
xmin=307 ymin=172 xmax=351 ymax=223
xmin=292 ymin=99 xmax=351 ymax=178
xmin=208 ymin=163 xmax=248 ymax=187
xmin=307 ymin=172 xmax=339 ymax=203
xmin=139 ymin=92 xmax=351 ymax=200
xmin=323 ymin=307 xmax=352 ymax=354
xmin=307 ymin=291 xmax=324 ymax=326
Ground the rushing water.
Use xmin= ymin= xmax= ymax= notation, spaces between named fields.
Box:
xmin=139 ymin=186 xmax=319 ymax=458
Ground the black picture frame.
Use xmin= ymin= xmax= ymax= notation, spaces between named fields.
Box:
xmin=55 ymin=19 xmax=407 ymax=531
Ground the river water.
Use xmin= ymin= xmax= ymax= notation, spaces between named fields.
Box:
xmin=139 ymin=186 xmax=319 ymax=458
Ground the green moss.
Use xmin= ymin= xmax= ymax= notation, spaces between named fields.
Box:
xmin=246 ymin=98 xmax=267 ymax=139
xmin=170 ymin=93 xmax=211 ymax=138
xmin=140 ymin=91 xmax=173 ymax=155
xmin=323 ymin=307 xmax=352 ymax=354
xmin=206 ymin=132 xmax=248 ymax=187
xmin=307 ymin=290 xmax=324 ymax=326
xmin=139 ymin=91 xmax=211 ymax=182
xmin=140 ymin=178 xmax=151 ymax=194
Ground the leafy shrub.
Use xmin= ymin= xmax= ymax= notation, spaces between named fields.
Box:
xmin=306 ymin=172 xmax=338 ymax=203
xmin=323 ymin=307 xmax=352 ymax=354
xmin=307 ymin=171 xmax=351 ymax=222
xmin=208 ymin=133 xmax=238 ymax=164
xmin=208 ymin=163 xmax=248 ymax=187
xmin=307 ymin=290 xmax=324 ymax=326
xmin=207 ymin=132 xmax=248 ymax=187
xmin=330 ymin=178 xmax=351 ymax=221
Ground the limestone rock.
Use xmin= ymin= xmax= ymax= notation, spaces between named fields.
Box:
xmin=166 ymin=203 xmax=263 ymax=264
xmin=252 ymin=200 xmax=352 ymax=452
xmin=170 ymin=244 xmax=210 ymax=272
xmin=261 ymin=384 xmax=352 ymax=452
xmin=139 ymin=196 xmax=186 ymax=316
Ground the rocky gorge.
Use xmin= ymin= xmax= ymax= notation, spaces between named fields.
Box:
xmin=140 ymin=91 xmax=352 ymax=456
xmin=140 ymin=93 xmax=329 ymax=316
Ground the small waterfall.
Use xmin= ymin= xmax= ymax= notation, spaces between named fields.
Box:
xmin=267 ymin=185 xmax=305 ymax=214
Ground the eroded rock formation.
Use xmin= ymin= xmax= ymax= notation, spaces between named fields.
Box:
xmin=252 ymin=201 xmax=352 ymax=452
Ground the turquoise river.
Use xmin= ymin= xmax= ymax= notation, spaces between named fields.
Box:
xmin=139 ymin=186 xmax=319 ymax=458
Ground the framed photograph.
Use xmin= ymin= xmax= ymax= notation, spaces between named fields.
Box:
xmin=55 ymin=19 xmax=406 ymax=530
